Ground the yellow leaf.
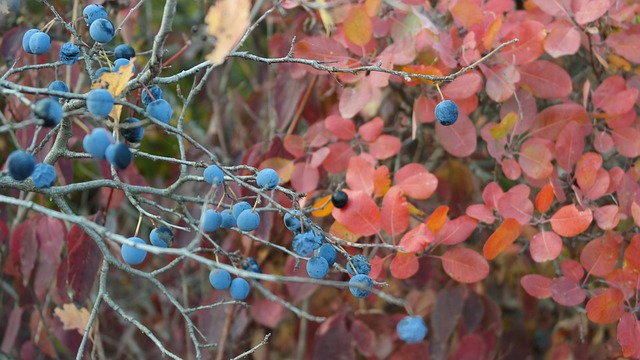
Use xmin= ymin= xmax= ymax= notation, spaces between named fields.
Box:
xmin=608 ymin=54 xmax=631 ymax=72
xmin=205 ymin=0 xmax=250 ymax=65
xmin=364 ymin=0 xmax=382 ymax=17
xmin=92 ymin=62 xmax=135 ymax=122
xmin=316 ymin=0 xmax=336 ymax=35
xmin=330 ymin=220 xmax=361 ymax=242
xmin=490 ymin=112 xmax=518 ymax=140
xmin=259 ymin=157 xmax=294 ymax=184
xmin=407 ymin=203 xmax=425 ymax=217
xmin=312 ymin=195 xmax=333 ymax=217
xmin=54 ymin=304 xmax=91 ymax=336
xmin=344 ymin=7 xmax=372 ymax=46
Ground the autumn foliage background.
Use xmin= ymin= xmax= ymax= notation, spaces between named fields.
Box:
xmin=2 ymin=0 xmax=640 ymax=359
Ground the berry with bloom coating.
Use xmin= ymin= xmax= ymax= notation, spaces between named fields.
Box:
xmin=22 ymin=29 xmax=39 ymax=54
xmin=86 ymin=89 xmax=114 ymax=117
xmin=256 ymin=168 xmax=279 ymax=190
xmin=48 ymin=80 xmax=69 ymax=102
xmin=150 ymin=226 xmax=173 ymax=247
xmin=220 ymin=209 xmax=236 ymax=228
xmin=33 ymin=98 xmax=63 ymax=127
xmin=317 ymin=244 xmax=336 ymax=266
xmin=7 ymin=150 xmax=36 ymax=181
xmin=59 ymin=42 xmax=80 ymax=65
xmin=347 ymin=254 xmax=371 ymax=276
xmin=203 ymin=165 xmax=224 ymax=185
xmin=230 ymin=278 xmax=250 ymax=300
xmin=121 ymin=117 xmax=144 ymax=143
xmin=434 ymin=100 xmax=459 ymax=126
xmin=83 ymin=4 xmax=107 ymax=25
xmin=114 ymin=44 xmax=136 ymax=60
xmin=146 ymin=99 xmax=172 ymax=124
xmin=121 ymin=237 xmax=147 ymax=265
xmin=28 ymin=32 xmax=51 ymax=55
xmin=82 ymin=128 xmax=113 ymax=159
xmin=209 ymin=269 xmax=231 ymax=290
xmin=284 ymin=210 xmax=304 ymax=233
xmin=89 ymin=18 xmax=115 ymax=44
xmin=349 ymin=274 xmax=373 ymax=298
xmin=231 ymin=201 xmax=252 ymax=219
xmin=236 ymin=210 xmax=260 ymax=231
xmin=292 ymin=230 xmax=323 ymax=256
xmin=105 ymin=142 xmax=132 ymax=169
xmin=396 ymin=316 xmax=428 ymax=344
xmin=31 ymin=163 xmax=57 ymax=189
xmin=202 ymin=209 xmax=222 ymax=232
xmin=306 ymin=257 xmax=329 ymax=279
xmin=141 ymin=86 xmax=163 ymax=106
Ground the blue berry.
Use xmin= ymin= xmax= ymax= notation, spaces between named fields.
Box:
xmin=331 ymin=190 xmax=348 ymax=208
xmin=242 ymin=258 xmax=262 ymax=274
xmin=89 ymin=18 xmax=115 ymax=44
xmin=33 ymin=98 xmax=63 ymax=127
xmin=86 ymin=89 xmax=114 ymax=117
xmin=31 ymin=163 xmax=56 ymax=189
xmin=349 ymin=274 xmax=373 ymax=298
xmin=48 ymin=80 xmax=69 ymax=102
xmin=231 ymin=201 xmax=252 ymax=219
xmin=434 ymin=100 xmax=459 ymax=126
xmin=141 ymin=86 xmax=163 ymax=106
xmin=146 ymin=99 xmax=172 ymax=124
xmin=236 ymin=210 xmax=260 ymax=231
xmin=396 ymin=316 xmax=428 ymax=343
xmin=59 ymin=42 xmax=80 ymax=65
xmin=229 ymin=278 xmax=250 ymax=300
xmin=105 ymin=142 xmax=131 ymax=169
xmin=22 ymin=29 xmax=39 ymax=54
xmin=94 ymin=67 xmax=111 ymax=79
xmin=306 ymin=257 xmax=329 ymax=279
xmin=28 ymin=32 xmax=51 ymax=55
xmin=203 ymin=165 xmax=224 ymax=185
xmin=114 ymin=44 xmax=135 ymax=59
xmin=209 ymin=269 xmax=231 ymax=290
xmin=82 ymin=128 xmax=113 ymax=159
xmin=347 ymin=254 xmax=371 ymax=276
xmin=121 ymin=237 xmax=147 ymax=265
xmin=83 ymin=4 xmax=107 ymax=25
xmin=113 ymin=58 xmax=135 ymax=73
xmin=292 ymin=230 xmax=323 ymax=256
xmin=150 ymin=226 xmax=173 ymax=248
xmin=256 ymin=168 xmax=279 ymax=190
xmin=284 ymin=210 xmax=303 ymax=233
xmin=317 ymin=244 xmax=336 ymax=267
xmin=220 ymin=209 xmax=236 ymax=228
xmin=7 ymin=150 xmax=36 ymax=181
xmin=201 ymin=209 xmax=222 ymax=232
xmin=121 ymin=117 xmax=144 ymax=143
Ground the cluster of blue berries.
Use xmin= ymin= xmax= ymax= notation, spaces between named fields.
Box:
xmin=82 ymin=127 xmax=132 ymax=170
xmin=120 ymin=226 xmax=174 ymax=265
xmin=6 ymin=150 xmax=57 ymax=189
xmin=209 ymin=268 xmax=251 ymax=300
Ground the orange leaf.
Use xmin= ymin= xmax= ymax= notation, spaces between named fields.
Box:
xmin=535 ymin=183 xmax=554 ymax=214
xmin=398 ymin=224 xmax=434 ymax=253
xmin=311 ymin=195 xmax=333 ymax=217
xmin=426 ymin=205 xmax=449 ymax=233
xmin=483 ymin=16 xmax=502 ymax=50
xmin=390 ymin=252 xmax=419 ymax=279
xmin=344 ymin=7 xmax=372 ymax=46
xmin=441 ymin=247 xmax=490 ymax=283
xmin=580 ymin=234 xmax=620 ymax=277
xmin=586 ymin=288 xmax=624 ymax=324
xmin=332 ymin=190 xmax=381 ymax=236
xmin=549 ymin=204 xmax=593 ymax=237
xmin=205 ymin=0 xmax=250 ymax=65
xmin=329 ymin=221 xmax=360 ymax=243
xmin=373 ymin=165 xmax=391 ymax=198
xmin=483 ymin=218 xmax=522 ymax=260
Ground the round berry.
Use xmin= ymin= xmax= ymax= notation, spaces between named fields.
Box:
xmin=242 ymin=258 xmax=262 ymax=274
xmin=220 ymin=209 xmax=236 ymax=228
xmin=331 ymin=190 xmax=348 ymax=208
xmin=347 ymin=254 xmax=371 ymax=276
xmin=59 ymin=42 xmax=80 ymax=65
xmin=89 ymin=18 xmax=115 ymax=44
xmin=434 ymin=100 xmax=459 ymax=126
xmin=105 ymin=142 xmax=132 ymax=169
xmin=7 ymin=150 xmax=36 ymax=181
xmin=94 ymin=67 xmax=111 ymax=79
xmin=22 ymin=29 xmax=39 ymax=54
xmin=236 ymin=210 xmax=260 ymax=231
xmin=86 ymin=89 xmax=114 ymax=117
xmin=113 ymin=58 xmax=135 ymax=73
xmin=256 ymin=168 xmax=279 ymax=190
xmin=146 ymin=99 xmax=172 ymax=124
xmin=121 ymin=237 xmax=147 ymax=265
xmin=82 ymin=128 xmax=113 ymax=159
xmin=292 ymin=230 xmax=323 ymax=256
xmin=201 ymin=209 xmax=222 ymax=232
xmin=121 ymin=117 xmax=144 ymax=143
xmin=48 ymin=80 xmax=69 ymax=102
xmin=229 ymin=277 xmax=250 ymax=300
xmin=396 ymin=316 xmax=428 ymax=344
xmin=306 ymin=257 xmax=329 ymax=279
xmin=284 ymin=210 xmax=303 ymax=233
xmin=141 ymin=86 xmax=163 ymax=106
xmin=33 ymin=98 xmax=63 ymax=127
xmin=31 ymin=163 xmax=57 ymax=189
xmin=150 ymin=226 xmax=173 ymax=248
xmin=28 ymin=32 xmax=51 ymax=55
xmin=349 ymin=274 xmax=373 ymax=298
xmin=114 ymin=44 xmax=136 ymax=60
xmin=209 ymin=269 xmax=232 ymax=290
xmin=317 ymin=244 xmax=336 ymax=267
xmin=203 ymin=165 xmax=224 ymax=185
xmin=231 ymin=201 xmax=252 ymax=219
xmin=83 ymin=4 xmax=107 ymax=25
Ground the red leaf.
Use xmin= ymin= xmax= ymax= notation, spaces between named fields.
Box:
xmin=561 ymin=259 xmax=585 ymax=282
xmin=323 ymin=141 xmax=355 ymax=174
xmin=398 ymin=223 xmax=434 ymax=253
xmin=465 ymin=204 xmax=495 ymax=224
xmin=551 ymin=276 xmax=586 ymax=306
xmin=442 ymin=71 xmax=483 ymax=99
xmin=624 ymin=234 xmax=640 ymax=272
xmin=396 ymin=171 xmax=438 ymax=200
xmin=594 ymin=204 xmax=620 ymax=230
xmin=549 ymin=204 xmax=593 ymax=237
xmin=368 ymin=135 xmax=401 ymax=160
xmin=483 ymin=218 xmax=522 ymax=260
xmin=294 ymin=36 xmax=350 ymax=68
xmin=358 ymin=116 xmax=383 ymax=142
xmin=393 ymin=163 xmax=428 ymax=184
xmin=496 ymin=190 xmax=533 ymax=225
xmin=532 ymin=103 xmax=589 ymax=140
xmin=521 ymin=274 xmax=553 ymax=299
xmin=441 ymin=247 xmax=490 ymax=283
xmin=481 ymin=63 xmax=519 ymax=102
xmin=607 ymin=269 xmax=640 ymax=300
xmin=530 ymin=230 xmax=562 ymax=262
xmin=586 ymin=288 xmax=624 ymax=324
xmin=482 ymin=181 xmax=504 ymax=209
xmin=283 ymin=134 xmax=306 ymax=158
xmin=381 ymin=186 xmax=410 ymax=236
xmin=594 ymin=130 xmax=614 ymax=154
xmin=291 ymin=162 xmax=319 ymax=193
xmin=66 ymin=223 xmax=103 ymax=303
xmin=10 ymin=219 xmax=38 ymax=285
xmin=499 ymin=21 xmax=546 ymax=64
xmin=575 ymin=152 xmax=603 ymax=190
xmin=313 ymin=311 xmax=354 ymax=359
xmin=618 ymin=312 xmax=640 ymax=358
xmin=435 ymin=216 xmax=478 ymax=246
xmin=305 ymin=121 xmax=332 ymax=148
xmin=535 ymin=183 xmax=555 ymax=214
xmin=593 ymin=76 xmax=638 ymax=115
xmin=555 ymin=121 xmax=585 ymax=171
xmin=519 ymin=138 xmax=554 ymax=180
xmin=34 ymin=217 xmax=66 ymax=301
xmin=544 ymin=20 xmax=580 ymax=57
xmin=339 ymin=80 xmax=372 ymax=119
xmin=412 ymin=95 xmax=436 ymax=124
xmin=350 ymin=319 xmax=375 ymax=357
xmin=612 ymin=127 xmax=640 ymax=158
xmin=607 ymin=33 xmax=640 ymax=64
xmin=250 ymin=299 xmax=285 ymax=328
xmin=390 ymin=252 xmax=419 ymax=279
xmin=435 ymin=114 xmax=477 ymax=157
xmin=531 ymin=0 xmax=570 ymax=17
xmin=346 ymin=155 xmax=375 ymax=195
xmin=332 ymin=190 xmax=381 ymax=236
xmin=575 ymin=0 xmax=612 ymax=24
xmin=518 ymin=60 xmax=572 ymax=99
xmin=583 ymin=168 xmax=610 ymax=201
xmin=309 ymin=147 xmax=330 ymax=168
xmin=324 ymin=115 xmax=356 ymax=141
xmin=0 ymin=307 xmax=23 ymax=353
xmin=580 ymin=235 xmax=620 ymax=277
xmin=452 ymin=334 xmax=487 ymax=360
xmin=501 ymin=158 xmax=521 ymax=180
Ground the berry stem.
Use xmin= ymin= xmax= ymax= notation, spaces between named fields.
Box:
xmin=435 ymin=82 xmax=445 ymax=102
xmin=134 ymin=213 xmax=142 ymax=237
xmin=102 ymin=188 xmax=115 ymax=227
xmin=140 ymin=83 xmax=156 ymax=103
xmin=73 ymin=119 xmax=91 ymax=134
xmin=162 ymin=36 xmax=191 ymax=68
